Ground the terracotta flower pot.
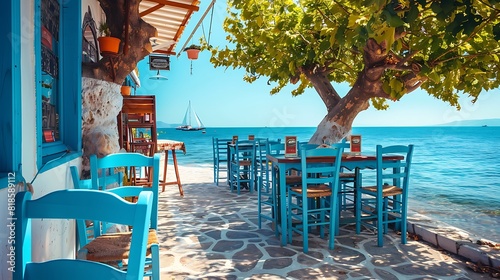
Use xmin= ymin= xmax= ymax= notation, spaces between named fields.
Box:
xmin=121 ymin=86 xmax=131 ymax=96
xmin=98 ymin=36 xmax=121 ymax=54
xmin=186 ymin=49 xmax=200 ymax=60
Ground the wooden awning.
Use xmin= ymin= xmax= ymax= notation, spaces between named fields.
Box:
xmin=139 ymin=0 xmax=201 ymax=56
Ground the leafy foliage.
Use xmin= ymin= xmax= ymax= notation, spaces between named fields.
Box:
xmin=184 ymin=44 xmax=202 ymax=51
xmin=210 ymin=0 xmax=500 ymax=110
xmin=98 ymin=21 xmax=111 ymax=37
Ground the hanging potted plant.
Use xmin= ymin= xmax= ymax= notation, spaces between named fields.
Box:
xmin=121 ymin=79 xmax=132 ymax=96
xmin=97 ymin=21 xmax=121 ymax=55
xmin=184 ymin=44 xmax=201 ymax=60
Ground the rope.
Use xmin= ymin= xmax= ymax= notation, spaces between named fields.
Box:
xmin=177 ymin=0 xmax=217 ymax=57
xmin=201 ymin=3 xmax=215 ymax=46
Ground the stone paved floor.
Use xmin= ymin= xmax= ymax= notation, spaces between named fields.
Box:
xmin=157 ymin=179 xmax=491 ymax=279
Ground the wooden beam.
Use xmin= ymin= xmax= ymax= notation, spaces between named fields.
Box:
xmin=151 ymin=50 xmax=176 ymax=56
xmin=153 ymin=0 xmax=200 ymax=11
xmin=140 ymin=0 xmax=199 ymax=17
xmin=139 ymin=4 xmax=164 ymax=17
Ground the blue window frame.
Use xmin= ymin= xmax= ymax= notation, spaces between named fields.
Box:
xmin=35 ymin=0 xmax=82 ymax=168
xmin=0 ymin=0 xmax=21 ymax=188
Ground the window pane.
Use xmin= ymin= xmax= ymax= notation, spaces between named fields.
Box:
xmin=41 ymin=0 xmax=60 ymax=143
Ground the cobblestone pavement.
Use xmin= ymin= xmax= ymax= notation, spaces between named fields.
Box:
xmin=157 ymin=181 xmax=491 ymax=279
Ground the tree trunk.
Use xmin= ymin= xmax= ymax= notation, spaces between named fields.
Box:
xmin=80 ymin=0 xmax=155 ymax=172
xmin=82 ymin=0 xmax=156 ymax=84
xmin=309 ymin=86 xmax=371 ymax=144
xmin=307 ymin=39 xmax=394 ymax=144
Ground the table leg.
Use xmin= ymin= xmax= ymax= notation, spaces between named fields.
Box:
xmin=278 ymin=164 xmax=287 ymax=246
xmin=160 ymin=150 xmax=184 ymax=196
xmin=172 ymin=150 xmax=184 ymax=196
xmin=162 ymin=150 xmax=169 ymax=192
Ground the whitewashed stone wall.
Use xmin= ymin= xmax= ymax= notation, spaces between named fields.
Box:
xmin=81 ymin=77 xmax=123 ymax=172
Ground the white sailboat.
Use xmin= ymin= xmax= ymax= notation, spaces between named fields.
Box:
xmin=176 ymin=101 xmax=205 ymax=131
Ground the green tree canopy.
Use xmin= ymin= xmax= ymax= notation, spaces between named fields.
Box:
xmin=209 ymin=0 xmax=500 ymax=143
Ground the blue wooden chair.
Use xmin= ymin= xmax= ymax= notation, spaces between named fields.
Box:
xmin=355 ymin=144 xmax=414 ymax=247
xmin=229 ymin=140 xmax=257 ymax=195
xmin=332 ymin=140 xmax=359 ymax=229
xmin=255 ymin=138 xmax=282 ymax=192
xmin=14 ymin=189 xmax=153 ymax=280
xmin=212 ymin=137 xmax=232 ymax=186
xmin=257 ymin=141 xmax=284 ymax=232
xmin=73 ymin=153 xmax=160 ymax=279
xmin=287 ymin=146 xmax=343 ymax=253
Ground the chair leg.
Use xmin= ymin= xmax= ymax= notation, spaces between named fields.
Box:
xmin=249 ymin=165 xmax=254 ymax=193
xmin=329 ymin=194 xmax=339 ymax=250
xmin=319 ymin=198 xmax=325 ymax=239
xmin=401 ymin=199 xmax=408 ymax=244
xmin=213 ymin=163 xmax=217 ymax=184
xmin=150 ymin=244 xmax=160 ymax=280
xmin=287 ymin=194 xmax=293 ymax=245
xmin=257 ymin=175 xmax=263 ymax=228
xmin=215 ymin=162 xmax=220 ymax=186
xmin=355 ymin=185 xmax=362 ymax=234
xmin=302 ymin=196 xmax=309 ymax=253
xmin=377 ymin=195 xmax=384 ymax=247
xmin=383 ymin=197 xmax=389 ymax=235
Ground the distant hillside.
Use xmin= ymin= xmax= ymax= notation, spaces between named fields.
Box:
xmin=157 ymin=121 xmax=179 ymax=128
xmin=437 ymin=118 xmax=500 ymax=126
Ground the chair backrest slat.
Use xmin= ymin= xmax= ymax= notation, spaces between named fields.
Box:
xmin=301 ymin=147 xmax=344 ymax=192
xmin=213 ymin=137 xmax=232 ymax=161
xmin=376 ymin=144 xmax=414 ymax=191
xmin=90 ymin=153 xmax=160 ymax=231
xmin=268 ymin=142 xmax=285 ymax=156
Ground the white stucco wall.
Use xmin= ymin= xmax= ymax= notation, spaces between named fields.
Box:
xmin=0 ymin=1 xmax=105 ymax=279
xmin=82 ymin=0 xmax=103 ymax=22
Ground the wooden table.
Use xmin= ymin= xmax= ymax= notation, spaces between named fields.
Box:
xmin=157 ymin=140 xmax=186 ymax=196
xmin=267 ymin=152 xmax=404 ymax=246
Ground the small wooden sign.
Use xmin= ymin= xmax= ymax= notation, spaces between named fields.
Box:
xmin=350 ymin=135 xmax=361 ymax=153
xmin=248 ymin=135 xmax=255 ymax=140
xmin=232 ymin=135 xmax=238 ymax=144
xmin=149 ymin=54 xmax=170 ymax=70
xmin=285 ymin=136 xmax=298 ymax=157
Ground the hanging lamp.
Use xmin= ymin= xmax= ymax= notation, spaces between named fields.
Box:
xmin=149 ymin=70 xmax=168 ymax=80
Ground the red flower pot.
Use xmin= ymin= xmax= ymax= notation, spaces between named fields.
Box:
xmin=186 ymin=49 xmax=200 ymax=60
xmin=98 ymin=36 xmax=121 ymax=54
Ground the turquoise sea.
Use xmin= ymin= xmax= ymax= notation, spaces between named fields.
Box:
xmin=158 ymin=126 xmax=500 ymax=243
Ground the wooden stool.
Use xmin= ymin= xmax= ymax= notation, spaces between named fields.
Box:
xmin=157 ymin=140 xmax=185 ymax=196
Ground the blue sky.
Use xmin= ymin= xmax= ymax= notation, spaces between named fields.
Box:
xmin=135 ymin=1 xmax=500 ymax=128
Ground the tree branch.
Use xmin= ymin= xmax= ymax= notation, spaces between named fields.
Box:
xmin=301 ymin=65 xmax=341 ymax=109
xmin=431 ymin=10 xmax=500 ymax=66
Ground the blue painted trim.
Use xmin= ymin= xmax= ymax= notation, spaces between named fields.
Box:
xmin=41 ymin=141 xmax=69 ymax=158
xmin=36 ymin=0 xmax=82 ymax=170
xmin=12 ymin=0 xmax=21 ymax=174
xmin=38 ymin=151 xmax=82 ymax=174
xmin=61 ymin=0 xmax=82 ymax=151
xmin=35 ymin=0 xmax=43 ymax=169
xmin=0 ymin=0 xmax=21 ymax=189
xmin=0 ymin=177 xmax=8 ymax=189
xmin=0 ymin=173 xmax=16 ymax=190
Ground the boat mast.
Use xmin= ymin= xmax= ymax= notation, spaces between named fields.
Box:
xmin=188 ymin=100 xmax=192 ymax=127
